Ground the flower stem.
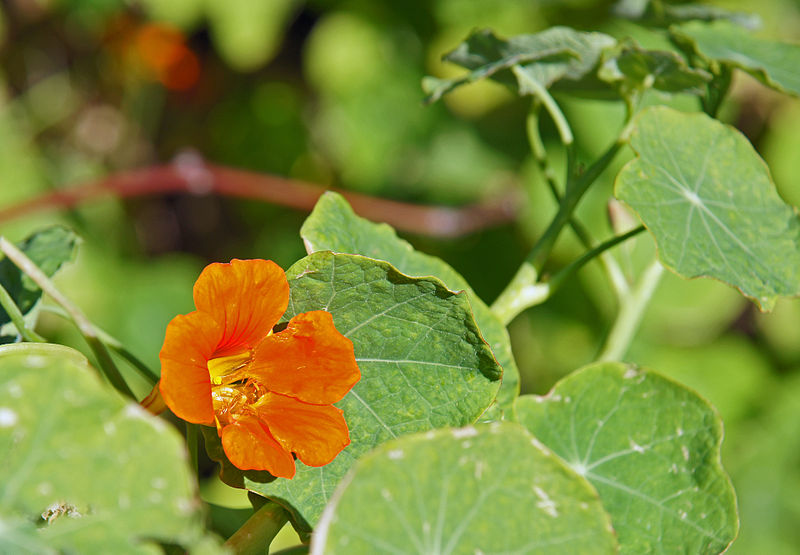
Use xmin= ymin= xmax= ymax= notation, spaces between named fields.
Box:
xmin=0 ymin=237 xmax=135 ymax=399
xmin=225 ymin=501 xmax=289 ymax=554
xmin=0 ymin=280 xmax=46 ymax=342
xmin=186 ymin=422 xmax=199 ymax=473
xmin=596 ymin=258 xmax=664 ymax=361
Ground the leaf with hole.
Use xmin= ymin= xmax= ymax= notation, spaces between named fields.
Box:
xmin=515 ymin=362 xmax=739 ymax=554
xmin=204 ymin=252 xmax=503 ymax=530
xmin=301 ymin=191 xmax=518 ymax=413
xmin=615 ymin=106 xmax=800 ymax=310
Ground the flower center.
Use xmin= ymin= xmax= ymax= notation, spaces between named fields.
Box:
xmin=207 ymin=349 xmax=265 ymax=428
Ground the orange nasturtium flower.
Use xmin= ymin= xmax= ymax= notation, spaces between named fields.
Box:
xmin=158 ymin=259 xmax=360 ymax=479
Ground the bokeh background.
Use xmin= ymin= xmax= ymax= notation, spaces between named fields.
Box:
xmin=1 ymin=0 xmax=799 ymax=551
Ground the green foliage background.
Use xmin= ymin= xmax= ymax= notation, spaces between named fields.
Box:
xmin=1 ymin=0 xmax=799 ymax=552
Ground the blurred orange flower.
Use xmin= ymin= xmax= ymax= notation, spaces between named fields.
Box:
xmin=159 ymin=259 xmax=360 ymax=478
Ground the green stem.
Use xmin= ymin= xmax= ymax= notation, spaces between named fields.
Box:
xmin=0 ymin=237 xmax=135 ymax=399
xmin=0 ymin=281 xmax=46 ymax=342
xmin=514 ymin=65 xmax=573 ymax=145
xmin=225 ymin=501 xmax=289 ymax=554
xmin=40 ymin=304 xmax=159 ymax=385
xmin=490 ymin=227 xmax=644 ymax=325
xmin=525 ymin=104 xmax=629 ymax=300
xmin=596 ymin=258 xmax=664 ymax=362
xmin=186 ymin=423 xmax=199 ymax=473
xmin=546 ymin=226 xmax=645 ymax=293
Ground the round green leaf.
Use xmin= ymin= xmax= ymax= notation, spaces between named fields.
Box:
xmin=301 ymin=192 xmax=519 ymax=413
xmin=217 ymin=252 xmax=502 ymax=530
xmin=515 ymin=362 xmax=738 ymax=554
xmin=0 ymin=343 xmax=211 ymax=553
xmin=615 ymin=106 xmax=800 ymax=310
xmin=311 ymin=423 xmax=617 ymax=554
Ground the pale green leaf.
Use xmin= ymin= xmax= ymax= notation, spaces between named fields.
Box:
xmin=0 ymin=343 xmax=214 ymax=553
xmin=671 ymin=20 xmax=800 ymax=96
xmin=424 ymin=27 xmax=616 ymax=103
xmin=615 ymin=106 xmax=800 ymax=310
xmin=301 ymin=192 xmax=519 ymax=412
xmin=311 ymin=423 xmax=618 ymax=554
xmin=515 ymin=362 xmax=738 ymax=554
xmin=207 ymin=252 xmax=502 ymax=530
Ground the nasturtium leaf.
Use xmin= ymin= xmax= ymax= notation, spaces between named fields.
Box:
xmin=0 ymin=343 xmax=212 ymax=553
xmin=615 ymin=106 xmax=800 ymax=310
xmin=424 ymin=27 xmax=616 ymax=103
xmin=515 ymin=362 xmax=738 ymax=554
xmin=301 ymin=192 xmax=519 ymax=412
xmin=670 ymin=20 xmax=800 ymax=96
xmin=310 ymin=423 xmax=618 ymax=554
xmin=615 ymin=1 xmax=759 ymax=29
xmin=0 ymin=226 xmax=77 ymax=331
xmin=599 ymin=44 xmax=711 ymax=97
xmin=209 ymin=252 xmax=503 ymax=530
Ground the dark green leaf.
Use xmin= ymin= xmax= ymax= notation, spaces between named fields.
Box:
xmin=310 ymin=424 xmax=618 ymax=554
xmin=0 ymin=226 xmax=77 ymax=331
xmin=615 ymin=106 xmax=800 ymax=310
xmin=301 ymin=192 xmax=519 ymax=412
xmin=599 ymin=43 xmax=711 ymax=96
xmin=515 ymin=362 xmax=739 ymax=554
xmin=424 ymin=27 xmax=616 ymax=103
xmin=207 ymin=252 xmax=502 ymax=530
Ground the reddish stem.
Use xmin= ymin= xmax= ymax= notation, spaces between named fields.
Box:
xmin=0 ymin=157 xmax=520 ymax=238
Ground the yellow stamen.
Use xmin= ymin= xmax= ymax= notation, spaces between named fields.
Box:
xmin=208 ymin=350 xmax=252 ymax=385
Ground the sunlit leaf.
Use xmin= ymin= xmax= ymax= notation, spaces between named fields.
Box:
xmin=0 ymin=343 xmax=213 ymax=553
xmin=301 ymin=192 xmax=519 ymax=412
xmin=515 ymin=362 xmax=739 ymax=554
xmin=615 ymin=106 xmax=800 ymax=310
xmin=205 ymin=252 xmax=503 ymax=530
xmin=0 ymin=226 xmax=77 ymax=332
xmin=671 ymin=20 xmax=800 ymax=96
xmin=424 ymin=27 xmax=616 ymax=103
xmin=310 ymin=423 xmax=618 ymax=554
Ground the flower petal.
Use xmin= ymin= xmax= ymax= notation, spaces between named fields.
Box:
xmin=256 ymin=392 xmax=350 ymax=467
xmin=220 ymin=417 xmax=296 ymax=478
xmin=193 ymin=259 xmax=289 ymax=353
xmin=251 ymin=311 xmax=360 ymax=404
xmin=159 ymin=311 xmax=219 ymax=425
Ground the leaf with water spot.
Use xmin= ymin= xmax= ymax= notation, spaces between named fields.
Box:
xmin=310 ymin=423 xmax=617 ymax=554
xmin=301 ymin=192 xmax=519 ymax=413
xmin=205 ymin=252 xmax=503 ymax=530
xmin=615 ymin=106 xmax=800 ymax=310
xmin=0 ymin=343 xmax=215 ymax=553
xmin=515 ymin=362 xmax=738 ymax=554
